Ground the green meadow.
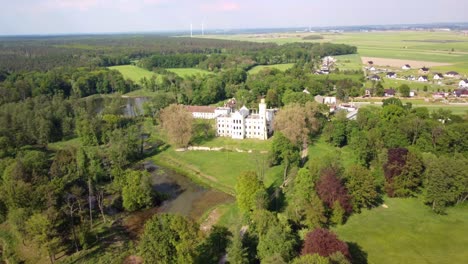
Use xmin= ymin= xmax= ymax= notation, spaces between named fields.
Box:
xmin=166 ymin=68 xmax=212 ymax=77
xmin=248 ymin=63 xmax=295 ymax=74
xmin=108 ymin=65 xmax=157 ymax=83
xmin=334 ymin=198 xmax=468 ymax=264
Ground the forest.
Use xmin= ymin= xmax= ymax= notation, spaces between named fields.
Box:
xmin=0 ymin=35 xmax=466 ymax=264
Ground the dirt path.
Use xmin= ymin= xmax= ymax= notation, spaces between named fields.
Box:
xmin=200 ymin=208 xmax=221 ymax=232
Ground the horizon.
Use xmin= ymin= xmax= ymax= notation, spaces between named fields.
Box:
xmin=2 ymin=0 xmax=468 ymax=35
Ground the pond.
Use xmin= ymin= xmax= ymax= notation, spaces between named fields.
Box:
xmin=124 ymin=161 xmax=234 ymax=236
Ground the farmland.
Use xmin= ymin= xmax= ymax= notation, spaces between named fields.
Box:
xmin=203 ymin=31 xmax=468 ymax=73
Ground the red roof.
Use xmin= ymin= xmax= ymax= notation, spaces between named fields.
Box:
xmin=185 ymin=105 xmax=216 ymax=113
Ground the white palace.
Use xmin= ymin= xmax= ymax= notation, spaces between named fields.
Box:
xmin=186 ymin=99 xmax=276 ymax=140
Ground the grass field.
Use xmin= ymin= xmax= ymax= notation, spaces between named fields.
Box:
xmin=108 ymin=65 xmax=157 ymax=83
xmin=167 ymin=68 xmax=212 ymax=78
xmin=151 ymin=147 xmax=283 ymax=195
xmin=248 ymin=63 xmax=295 ymax=74
xmin=334 ymin=198 xmax=468 ymax=264
xmin=335 ymin=54 xmax=363 ymax=71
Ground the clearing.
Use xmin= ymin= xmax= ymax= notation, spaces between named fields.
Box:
xmin=167 ymin=68 xmax=212 ymax=78
xmin=248 ymin=63 xmax=295 ymax=74
xmin=334 ymin=198 xmax=468 ymax=264
xmin=109 ymin=65 xmax=157 ymax=83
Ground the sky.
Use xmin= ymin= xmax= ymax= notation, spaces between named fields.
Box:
xmin=1 ymin=0 xmax=468 ymax=35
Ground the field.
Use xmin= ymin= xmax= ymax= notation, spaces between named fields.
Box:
xmin=202 ymin=31 xmax=468 ymax=74
xmin=166 ymin=68 xmax=212 ymax=77
xmin=334 ymin=198 xmax=468 ymax=264
xmin=248 ymin=63 xmax=295 ymax=74
xmin=108 ymin=65 xmax=157 ymax=83
xmin=361 ymin=57 xmax=451 ymax=68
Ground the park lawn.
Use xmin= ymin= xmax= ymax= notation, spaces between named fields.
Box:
xmin=108 ymin=65 xmax=157 ymax=83
xmin=248 ymin=63 xmax=295 ymax=74
xmin=334 ymin=198 xmax=468 ymax=264
xmin=196 ymin=136 xmax=273 ymax=152
xmin=167 ymin=68 xmax=212 ymax=78
xmin=151 ymin=147 xmax=281 ymax=195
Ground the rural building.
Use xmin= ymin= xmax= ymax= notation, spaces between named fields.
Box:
xmin=370 ymin=75 xmax=381 ymax=81
xmin=386 ymin=72 xmax=397 ymax=78
xmin=216 ymin=99 xmax=276 ymax=140
xmin=454 ymin=89 xmax=468 ymax=97
xmin=186 ymin=106 xmax=218 ymax=119
xmin=409 ymin=91 xmax=416 ymax=97
xmin=419 ymin=67 xmax=430 ymax=74
xmin=406 ymin=75 xmax=416 ymax=81
xmin=459 ymin=79 xmax=468 ymax=88
xmin=418 ymin=76 xmax=428 ymax=82
xmin=402 ymin=64 xmax=411 ymax=70
xmin=433 ymin=73 xmax=444 ymax=80
xmin=445 ymin=71 xmax=459 ymax=78
xmin=384 ymin=89 xmax=396 ymax=97
xmin=432 ymin=92 xmax=445 ymax=99
xmin=369 ymin=66 xmax=376 ymax=71
xmin=364 ymin=89 xmax=372 ymax=97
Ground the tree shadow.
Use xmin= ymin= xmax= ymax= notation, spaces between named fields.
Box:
xmin=266 ymin=186 xmax=286 ymax=213
xmin=347 ymin=241 xmax=368 ymax=264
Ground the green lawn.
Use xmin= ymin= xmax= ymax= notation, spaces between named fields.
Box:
xmin=308 ymin=139 xmax=357 ymax=168
xmin=334 ymin=54 xmax=363 ymax=71
xmin=248 ymin=63 xmax=295 ymax=74
xmin=108 ymin=65 xmax=157 ymax=83
xmin=196 ymin=136 xmax=273 ymax=152
xmin=334 ymin=198 xmax=468 ymax=264
xmin=167 ymin=68 xmax=212 ymax=78
xmin=151 ymin=143 xmax=282 ymax=195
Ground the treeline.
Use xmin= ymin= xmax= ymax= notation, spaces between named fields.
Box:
xmin=0 ymin=36 xmax=276 ymax=71
xmin=0 ymin=67 xmax=136 ymax=104
xmin=322 ymin=98 xmax=468 ymax=213
xmin=137 ymin=42 xmax=358 ymax=72
xmin=138 ymin=53 xmax=208 ymax=70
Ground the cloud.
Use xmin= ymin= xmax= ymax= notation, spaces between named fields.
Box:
xmin=201 ymin=1 xmax=240 ymax=12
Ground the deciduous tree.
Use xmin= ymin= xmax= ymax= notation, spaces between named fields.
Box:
xmin=160 ymin=104 xmax=194 ymax=147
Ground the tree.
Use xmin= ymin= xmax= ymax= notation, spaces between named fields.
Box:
xmin=344 ymin=165 xmax=378 ymax=211
xmin=138 ymin=214 xmax=200 ymax=264
xmin=398 ymin=84 xmax=410 ymax=97
xmin=122 ymin=170 xmax=154 ymax=211
xmin=330 ymin=201 xmax=345 ymax=225
xmin=301 ymin=228 xmax=350 ymax=260
xmin=274 ymin=102 xmax=321 ymax=148
xmin=226 ymin=227 xmax=249 ymax=264
xmin=160 ymin=104 xmax=194 ymax=147
xmin=195 ymin=226 xmax=231 ymax=264
xmin=26 ymin=213 xmax=61 ymax=263
xmin=235 ymin=171 xmax=267 ymax=214
xmin=316 ymin=168 xmax=352 ymax=214
xmin=257 ymin=224 xmax=297 ymax=262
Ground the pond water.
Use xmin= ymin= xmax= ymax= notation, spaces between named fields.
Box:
xmin=83 ymin=96 xmax=148 ymax=117
xmin=124 ymin=161 xmax=234 ymax=236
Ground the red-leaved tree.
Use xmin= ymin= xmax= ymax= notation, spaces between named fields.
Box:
xmin=316 ymin=168 xmax=352 ymax=214
xmin=383 ymin=148 xmax=408 ymax=196
xmin=301 ymin=228 xmax=350 ymax=259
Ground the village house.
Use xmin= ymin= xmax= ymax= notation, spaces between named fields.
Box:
xmin=216 ymin=99 xmax=276 ymax=140
xmin=409 ymin=91 xmax=416 ymax=97
xmin=386 ymin=72 xmax=397 ymax=79
xmin=418 ymin=76 xmax=428 ymax=82
xmin=370 ymin=75 xmax=381 ymax=81
xmin=406 ymin=75 xmax=416 ymax=81
xmin=419 ymin=67 xmax=430 ymax=74
xmin=433 ymin=73 xmax=444 ymax=80
xmin=315 ymin=95 xmax=337 ymax=105
xmin=402 ymin=64 xmax=411 ymax=70
xmin=369 ymin=66 xmax=376 ymax=71
xmin=384 ymin=89 xmax=396 ymax=97
xmin=364 ymin=89 xmax=372 ymax=97
xmin=459 ymin=79 xmax=468 ymax=88
xmin=454 ymin=89 xmax=468 ymax=98
xmin=444 ymin=71 xmax=459 ymax=78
